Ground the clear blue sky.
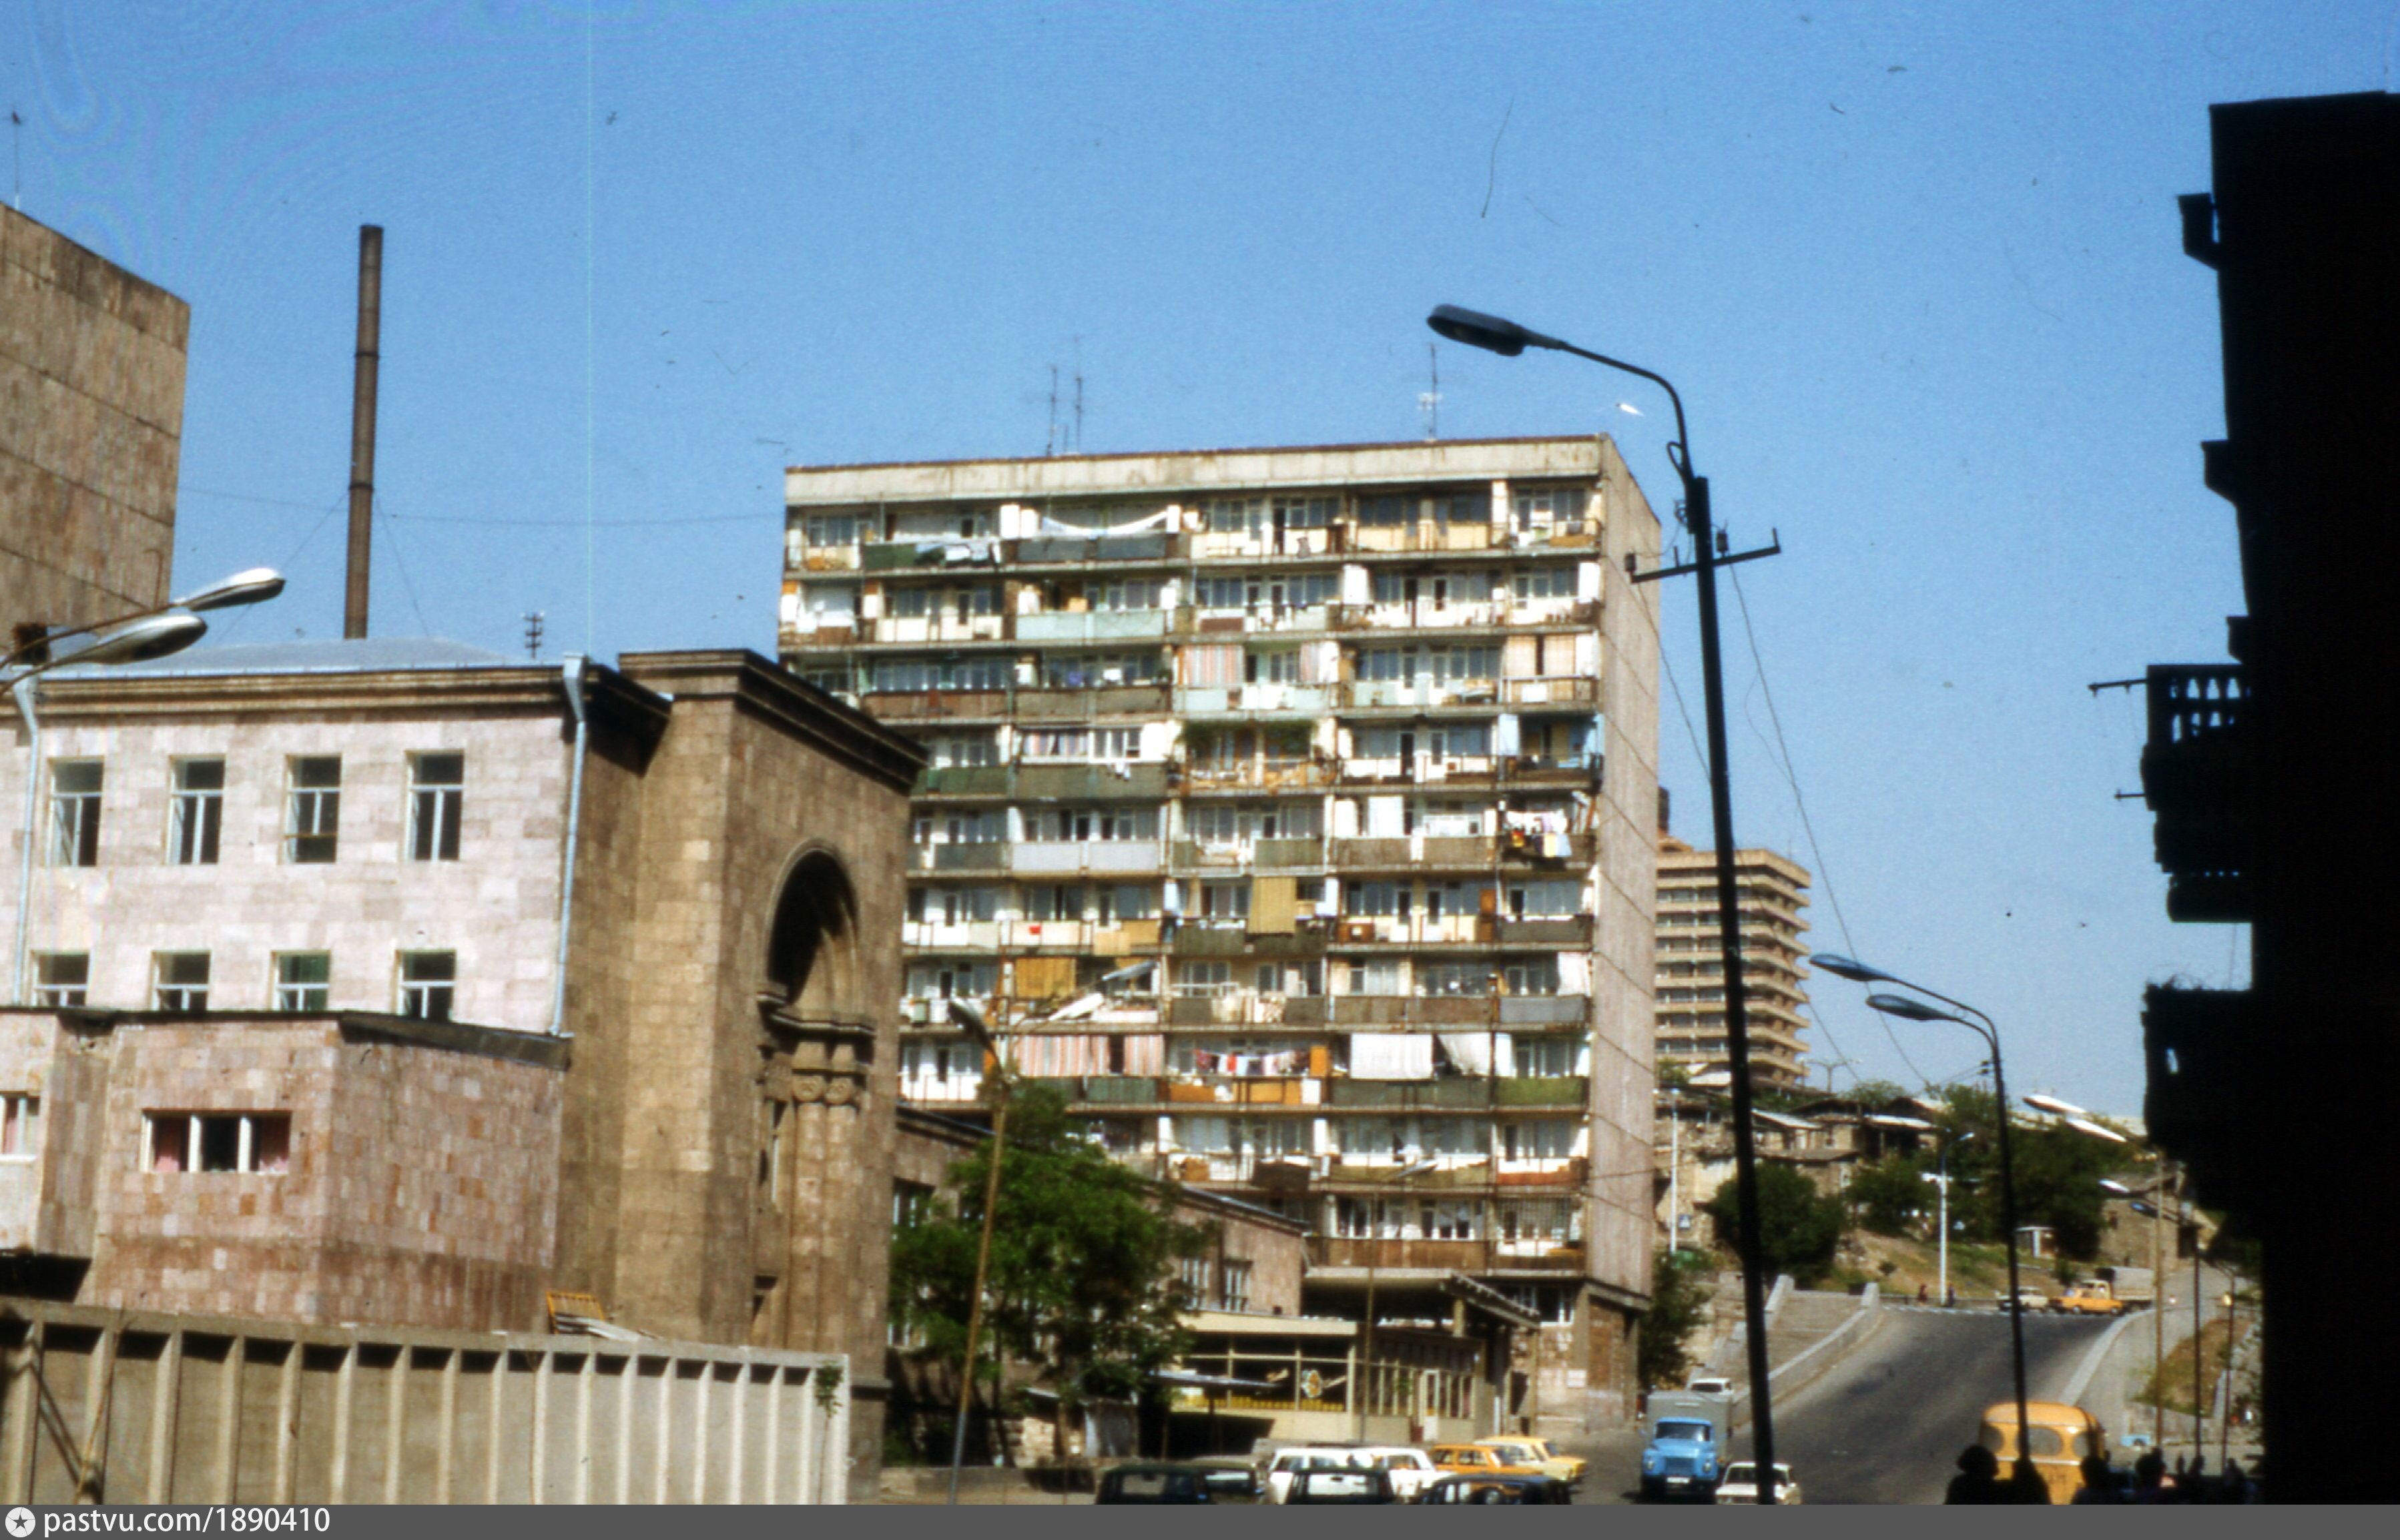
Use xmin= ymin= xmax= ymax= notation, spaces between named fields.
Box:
xmin=10 ymin=3 xmax=2387 ymax=1110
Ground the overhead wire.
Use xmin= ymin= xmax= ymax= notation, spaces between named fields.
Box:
xmin=1727 ymin=564 xmax=1930 ymax=1089
xmin=376 ymin=499 xmax=433 ymax=637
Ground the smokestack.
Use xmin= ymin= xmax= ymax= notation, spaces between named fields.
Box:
xmin=343 ymin=225 xmax=383 ymax=639
xmin=1657 ymin=785 xmax=1672 ymax=835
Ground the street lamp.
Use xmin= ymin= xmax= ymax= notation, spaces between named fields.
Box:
xmin=1430 ymin=302 xmax=1787 ymax=1503
xmin=1923 ymin=1130 xmax=1974 ymax=1307
xmin=4 ymin=567 xmax=286 ymax=677
xmin=1827 ymin=973 xmax=2034 ymax=1500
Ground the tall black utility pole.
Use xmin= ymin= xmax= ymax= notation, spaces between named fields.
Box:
xmin=1427 ymin=306 xmax=1782 ymax=1500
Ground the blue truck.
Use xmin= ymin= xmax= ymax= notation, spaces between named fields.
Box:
xmin=1640 ymin=1389 xmax=1733 ymax=1501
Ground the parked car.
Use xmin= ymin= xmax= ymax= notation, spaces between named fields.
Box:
xmin=1418 ymin=1474 xmax=1574 ymax=1505
xmin=1998 ymin=1288 xmax=2050 ymax=1312
xmin=1474 ymin=1435 xmax=1587 ymax=1487
xmin=2051 ymin=1281 xmax=2131 ymax=1316
xmin=1263 ymin=1447 xmax=1372 ymax=1504
xmin=1096 ymin=1465 xmax=1217 ymax=1505
xmin=1428 ymin=1443 xmax=1544 ymax=1478
xmin=1184 ymin=1455 xmax=1261 ymax=1501
xmin=1283 ymin=1468 xmax=1398 ymax=1505
xmin=1356 ymin=1447 xmax=1441 ymax=1501
xmin=1713 ymin=1462 xmax=1801 ymax=1505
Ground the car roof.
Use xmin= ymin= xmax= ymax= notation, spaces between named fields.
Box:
xmin=1980 ymin=1401 xmax=2099 ymax=1425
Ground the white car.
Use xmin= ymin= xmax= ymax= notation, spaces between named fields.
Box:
xmin=1264 ymin=1448 xmax=1436 ymax=1504
xmin=1715 ymin=1463 xmax=1801 ymax=1505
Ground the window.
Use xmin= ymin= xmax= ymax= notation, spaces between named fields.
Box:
xmin=1177 ymin=1255 xmax=1212 ymax=1306
xmin=48 ymin=761 xmax=102 ymax=867
xmin=892 ymin=1179 xmax=936 ymax=1231
xmin=1098 ymin=883 xmax=1157 ymax=922
xmin=407 ymin=753 xmax=464 ymax=861
xmin=869 ymin=655 xmax=1010 ymax=693
xmin=1093 ymin=578 xmax=1162 ymax=611
xmin=799 ymin=665 xmax=852 ymax=695
xmin=153 ymin=952 xmax=210 ymax=1012
xmin=1025 ymin=883 xmax=1086 ymax=921
xmin=143 ymin=1112 xmax=291 ymax=1174
xmin=1514 ymin=566 xmax=1578 ymax=600
xmin=1042 ymin=651 xmax=1162 ymax=688
xmin=1199 ymin=881 xmax=1249 ymax=921
xmin=1273 ymin=495 xmax=1335 ymax=529
xmin=286 ymin=757 xmax=341 ymax=862
xmin=1026 ymin=807 xmax=1157 ymax=841
xmin=0 ymin=1094 xmax=39 ymax=1159
xmin=1511 ymin=486 xmax=1587 ymax=530
xmin=33 ymin=953 xmax=87 ymax=1008
xmin=1504 ymin=956 xmax=1562 ymax=996
xmin=1343 ymin=881 xmax=1408 ymax=918
xmin=398 ymin=951 xmax=457 ymax=1020
xmin=169 ymin=759 xmax=225 ymax=865
xmin=803 ymin=513 xmax=858 ymax=547
xmin=1502 ymin=1120 xmax=1577 ymax=1160
xmin=1245 ymin=648 xmax=1299 ymax=684
xmin=1219 ymin=1258 xmax=1253 ymax=1311
xmin=1356 ymin=494 xmax=1408 ymax=527
xmin=1514 ymin=1036 xmax=1581 ymax=1078
xmin=907 ymin=960 xmax=998 ymax=998
xmin=1192 ymin=575 xmax=1247 ymax=609
xmin=274 ymin=953 xmax=330 ymax=1011
xmin=1418 ymin=961 xmax=1492 ymax=997
xmin=1508 ymin=879 xmax=1581 ymax=917
xmin=925 ymin=733 xmax=997 ymax=767
xmin=886 ymin=584 xmax=931 ymax=618
xmin=1345 ymin=958 xmax=1405 ymax=996
xmin=1176 ymin=960 xmax=1233 ymax=997
xmin=939 ymin=810 xmax=1006 ymax=844
xmin=1203 ymin=498 xmax=1262 ymax=534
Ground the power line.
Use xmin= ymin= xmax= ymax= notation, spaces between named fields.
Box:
xmin=1728 ymin=564 xmax=1928 ymax=1088
xmin=376 ymin=501 xmax=432 ymax=637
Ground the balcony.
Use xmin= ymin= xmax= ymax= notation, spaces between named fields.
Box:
xmin=869 ymin=614 xmax=1009 ymax=645
xmin=862 ymin=689 xmax=1008 ymax=722
xmin=2140 ymin=664 xmax=2248 ymax=922
xmin=1179 ymin=757 xmax=1335 ymax=792
xmin=1012 ymin=840 xmax=1163 ymax=876
xmin=1011 ymin=685 xmax=1173 ymax=719
xmin=1010 ymin=532 xmax=1181 ymax=565
xmin=913 ymin=765 xmax=1011 ymax=797
xmin=2142 ymin=982 xmax=2257 ymax=1218
xmin=1015 ymin=761 xmax=1172 ymax=801
xmin=1015 ymin=610 xmax=1170 ymax=644
xmin=926 ymin=843 xmax=1005 ymax=872
xmin=1502 ymin=676 xmax=1599 ymax=707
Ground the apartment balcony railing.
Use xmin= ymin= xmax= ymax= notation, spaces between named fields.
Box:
xmin=1501 ymin=676 xmax=1600 ymax=706
xmin=2141 ymin=982 xmax=2257 ymax=1217
xmin=1175 ymin=683 xmax=1335 ymax=716
xmin=1310 ymin=1236 xmax=1584 ymax=1270
xmin=1177 ymin=757 xmax=1335 ymax=792
xmin=1169 ymin=837 xmax=1329 ymax=873
xmin=1009 ymin=532 xmax=1183 ymax=565
xmin=1014 ymin=610 xmax=1171 ymax=644
xmin=1341 ymin=679 xmax=1504 ymax=711
xmin=1010 ymin=840 xmax=1164 ymax=876
xmin=868 ymin=614 xmax=1010 ymax=645
xmin=2140 ymin=663 xmax=2248 ymax=923
xmin=860 ymin=689 xmax=1008 ymax=722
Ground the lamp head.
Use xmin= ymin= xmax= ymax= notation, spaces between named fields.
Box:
xmin=1428 ymin=304 xmax=1545 ymax=357
xmin=2100 ymin=1179 xmax=2134 ymax=1196
xmin=1809 ymin=952 xmax=1896 ymax=984
xmin=170 ymin=566 xmax=286 ymax=613
xmin=1865 ymin=992 xmax=1964 ymax=1025
xmin=944 ymin=996 xmax=996 ymax=1051
xmin=70 ymin=612 xmax=208 ymax=667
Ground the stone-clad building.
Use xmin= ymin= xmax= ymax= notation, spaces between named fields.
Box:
xmin=781 ymin=436 xmax=1662 ymax=1430
xmin=1 ymin=204 xmax=186 ymax=641
xmin=0 ymin=639 xmax=921 ymax=1485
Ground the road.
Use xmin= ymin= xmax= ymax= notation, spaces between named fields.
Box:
xmin=1762 ymin=1305 xmax=2116 ymax=1503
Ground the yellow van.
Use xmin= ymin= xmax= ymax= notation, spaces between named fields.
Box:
xmin=1978 ymin=1401 xmax=2107 ymax=1503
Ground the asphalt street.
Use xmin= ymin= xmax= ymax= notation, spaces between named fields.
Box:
xmin=1760 ymin=1305 xmax=2116 ymax=1504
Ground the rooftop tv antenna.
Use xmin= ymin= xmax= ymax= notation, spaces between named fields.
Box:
xmin=1419 ymin=343 xmax=1442 ymax=440
xmin=523 ymin=611 xmax=546 ymax=661
xmin=9 ymin=106 xmax=23 ymax=211
xmin=1045 ymin=366 xmax=1060 ymax=457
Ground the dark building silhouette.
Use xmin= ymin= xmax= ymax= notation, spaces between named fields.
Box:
xmin=2138 ymin=91 xmax=2399 ymax=1503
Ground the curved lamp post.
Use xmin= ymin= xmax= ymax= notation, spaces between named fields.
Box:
xmin=1430 ymin=303 xmax=1785 ymax=1501
xmin=4 ymin=567 xmax=287 ymax=677
xmin=1812 ymin=952 xmax=2036 ymax=1499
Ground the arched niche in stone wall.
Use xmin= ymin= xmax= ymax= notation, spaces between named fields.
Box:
xmin=763 ymin=845 xmax=866 ymax=1026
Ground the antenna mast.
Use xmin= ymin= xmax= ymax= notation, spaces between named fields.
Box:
xmin=1419 ymin=343 xmax=1442 ymax=440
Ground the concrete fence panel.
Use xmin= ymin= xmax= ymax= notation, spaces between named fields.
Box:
xmin=0 ymin=1300 xmax=849 ymax=1505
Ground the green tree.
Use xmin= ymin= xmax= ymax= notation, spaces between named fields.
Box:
xmin=889 ymin=1082 xmax=1209 ymax=1461
xmin=1638 ymin=1247 xmax=1715 ymax=1389
xmin=1846 ymin=1152 xmax=1931 ymax=1237
xmin=1925 ymin=1083 xmax=2122 ymax=1258
xmin=1703 ymin=1162 xmax=1846 ymax=1285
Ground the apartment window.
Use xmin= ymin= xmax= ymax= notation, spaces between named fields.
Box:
xmin=1177 ymin=1255 xmax=1212 ymax=1306
xmin=1504 ymin=956 xmax=1562 ymax=996
xmin=168 ymin=759 xmax=225 ymax=865
xmin=1511 ymin=486 xmax=1587 ymax=529
xmin=1042 ymin=651 xmax=1162 ymax=689
xmin=869 ymin=655 xmax=1010 ymax=693
xmin=144 ymin=1112 xmax=291 ymax=1174
xmin=33 ymin=953 xmax=87 ymax=1008
xmin=1357 ymin=494 xmax=1410 ymax=528
xmin=1346 ymin=958 xmax=1405 ymax=996
xmin=48 ymin=761 xmax=102 ymax=867
xmin=803 ymin=514 xmax=857 ymax=547
xmin=398 ymin=951 xmax=457 ymax=1021
xmin=892 ymin=1179 xmax=936 ymax=1231
xmin=1514 ymin=566 xmax=1578 ymax=600
xmin=1176 ymin=960 xmax=1233 ymax=997
xmin=1502 ymin=1120 xmax=1577 ymax=1160
xmin=1245 ymin=649 xmax=1300 ymax=684
xmin=1199 ymin=881 xmax=1249 ymax=922
xmin=1514 ymin=1036 xmax=1581 ymax=1078
xmin=406 ymin=753 xmax=465 ymax=861
xmin=286 ymin=757 xmax=341 ymax=863
xmin=799 ymin=665 xmax=852 ymax=695
xmin=1192 ymin=575 xmax=1248 ymax=609
xmin=886 ymin=585 xmax=931 ymax=618
xmin=940 ymin=811 xmax=1006 ymax=844
xmin=274 ymin=953 xmax=330 ymax=1012
xmin=1418 ymin=961 xmax=1492 ymax=998
xmin=926 ymin=733 xmax=997 ymax=768
xmin=1093 ymin=578 xmax=1162 ymax=611
xmin=153 ymin=953 xmax=210 ymax=1012
xmin=0 ymin=1094 xmax=40 ymax=1159
xmin=1025 ymin=883 xmax=1086 ymax=922
xmin=1097 ymin=883 xmax=1157 ymax=923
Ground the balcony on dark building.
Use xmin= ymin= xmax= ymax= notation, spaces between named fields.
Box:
xmin=2140 ymin=663 xmax=2249 ymax=921
xmin=2142 ymin=982 xmax=2257 ymax=1220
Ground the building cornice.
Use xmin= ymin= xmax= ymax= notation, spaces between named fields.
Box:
xmin=616 ymin=649 xmax=927 ymax=793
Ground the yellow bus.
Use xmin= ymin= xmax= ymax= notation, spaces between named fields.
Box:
xmin=1978 ymin=1401 xmax=2108 ymax=1503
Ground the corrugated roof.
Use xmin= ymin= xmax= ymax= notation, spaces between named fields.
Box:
xmin=54 ymin=637 xmax=517 ymax=679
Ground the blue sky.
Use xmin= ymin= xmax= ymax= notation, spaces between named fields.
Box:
xmin=10 ymin=2 xmax=2387 ymax=1109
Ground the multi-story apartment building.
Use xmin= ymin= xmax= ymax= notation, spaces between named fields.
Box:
xmin=1654 ymin=833 xmax=1811 ymax=1091
xmin=782 ymin=436 xmax=1663 ymax=1428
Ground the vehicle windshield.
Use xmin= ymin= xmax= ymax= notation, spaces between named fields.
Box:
xmin=1657 ymin=1421 xmax=1713 ymax=1443
xmin=1723 ymin=1465 xmax=1753 ymax=1484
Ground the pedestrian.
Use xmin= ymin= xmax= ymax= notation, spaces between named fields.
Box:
xmin=2070 ymin=1455 xmax=2120 ymax=1504
xmin=2133 ymin=1449 xmax=2166 ymax=1504
xmin=2216 ymin=1459 xmax=2248 ymax=1504
xmin=1945 ymin=1445 xmax=2004 ymax=1504
xmin=2006 ymin=1458 xmax=2053 ymax=1504
xmin=1945 ymin=1284 xmax=1957 ymax=1308
xmin=1917 ymin=1282 xmax=1929 ymax=1304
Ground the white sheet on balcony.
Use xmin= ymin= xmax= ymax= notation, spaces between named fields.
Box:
xmin=1437 ymin=1032 xmax=1516 ymax=1078
xmin=1349 ymin=1033 xmax=1433 ymax=1080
